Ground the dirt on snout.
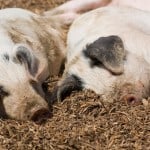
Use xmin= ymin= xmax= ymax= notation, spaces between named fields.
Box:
xmin=0 ymin=0 xmax=150 ymax=150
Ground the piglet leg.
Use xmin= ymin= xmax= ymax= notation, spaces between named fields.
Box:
xmin=44 ymin=0 xmax=110 ymax=24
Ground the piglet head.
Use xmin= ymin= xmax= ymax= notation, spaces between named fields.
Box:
xmin=0 ymin=44 xmax=50 ymax=122
xmin=53 ymin=35 xmax=150 ymax=105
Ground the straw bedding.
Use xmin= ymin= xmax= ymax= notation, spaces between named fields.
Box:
xmin=0 ymin=0 xmax=149 ymax=149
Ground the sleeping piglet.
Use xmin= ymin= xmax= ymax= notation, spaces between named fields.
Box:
xmin=0 ymin=0 xmax=102 ymax=122
xmin=55 ymin=6 xmax=150 ymax=105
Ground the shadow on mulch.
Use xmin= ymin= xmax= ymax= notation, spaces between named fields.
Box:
xmin=0 ymin=0 xmax=150 ymax=150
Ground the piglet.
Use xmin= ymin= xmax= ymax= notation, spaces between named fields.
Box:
xmin=55 ymin=6 xmax=150 ymax=105
xmin=0 ymin=0 xmax=102 ymax=121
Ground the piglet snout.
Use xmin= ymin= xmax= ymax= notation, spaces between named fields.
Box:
xmin=29 ymin=107 xmax=50 ymax=123
xmin=121 ymin=94 xmax=142 ymax=105
xmin=120 ymin=82 xmax=144 ymax=105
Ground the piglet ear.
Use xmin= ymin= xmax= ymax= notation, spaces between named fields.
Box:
xmin=13 ymin=44 xmax=39 ymax=76
xmin=84 ymin=35 xmax=126 ymax=75
xmin=50 ymin=74 xmax=83 ymax=102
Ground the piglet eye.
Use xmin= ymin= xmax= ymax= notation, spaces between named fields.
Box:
xmin=29 ymin=79 xmax=42 ymax=94
xmin=0 ymin=86 xmax=9 ymax=99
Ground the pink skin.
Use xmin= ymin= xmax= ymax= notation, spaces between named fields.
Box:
xmin=51 ymin=0 xmax=150 ymax=26
xmin=54 ymin=0 xmax=150 ymax=24
xmin=54 ymin=0 xmax=110 ymax=13
xmin=44 ymin=0 xmax=110 ymax=24
xmin=108 ymin=0 xmax=150 ymax=12
xmin=120 ymin=82 xmax=146 ymax=105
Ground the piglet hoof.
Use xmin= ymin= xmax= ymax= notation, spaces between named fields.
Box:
xmin=30 ymin=108 xmax=50 ymax=124
xmin=121 ymin=94 xmax=142 ymax=106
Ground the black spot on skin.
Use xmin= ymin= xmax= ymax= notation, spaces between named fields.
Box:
xmin=16 ymin=47 xmax=32 ymax=68
xmin=3 ymin=54 xmax=9 ymax=61
xmin=83 ymin=35 xmax=125 ymax=74
xmin=13 ymin=46 xmax=39 ymax=76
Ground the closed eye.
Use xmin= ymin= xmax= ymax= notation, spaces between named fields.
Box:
xmin=29 ymin=80 xmax=45 ymax=98
xmin=0 ymin=86 xmax=9 ymax=100
xmin=89 ymin=57 xmax=104 ymax=68
xmin=83 ymin=52 xmax=104 ymax=68
xmin=83 ymin=48 xmax=104 ymax=68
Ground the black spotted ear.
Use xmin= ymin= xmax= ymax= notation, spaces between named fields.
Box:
xmin=84 ymin=35 xmax=126 ymax=74
xmin=13 ymin=45 xmax=39 ymax=76
xmin=50 ymin=74 xmax=83 ymax=102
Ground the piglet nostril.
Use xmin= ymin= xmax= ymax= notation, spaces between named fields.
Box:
xmin=127 ymin=95 xmax=137 ymax=105
xmin=30 ymin=108 xmax=50 ymax=123
xmin=122 ymin=94 xmax=142 ymax=105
